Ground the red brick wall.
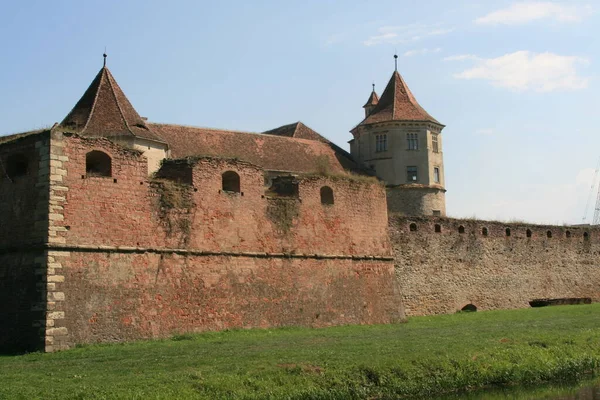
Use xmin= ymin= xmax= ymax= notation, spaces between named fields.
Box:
xmin=58 ymin=252 xmax=402 ymax=344
xmin=49 ymin=134 xmax=401 ymax=346
xmin=58 ymin=136 xmax=391 ymax=256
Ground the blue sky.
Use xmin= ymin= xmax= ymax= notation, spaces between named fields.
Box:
xmin=1 ymin=0 xmax=598 ymax=224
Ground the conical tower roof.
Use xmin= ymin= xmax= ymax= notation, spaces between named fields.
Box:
xmin=363 ymin=90 xmax=379 ymax=108
xmin=60 ymin=66 xmax=164 ymax=142
xmin=355 ymin=71 xmax=441 ymax=128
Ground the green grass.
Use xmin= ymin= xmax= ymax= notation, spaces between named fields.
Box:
xmin=1 ymin=305 xmax=600 ymax=399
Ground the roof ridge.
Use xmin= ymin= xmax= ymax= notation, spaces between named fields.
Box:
xmin=149 ymin=122 xmax=260 ymax=135
xmin=81 ymin=68 xmax=105 ymax=133
xmin=104 ymin=68 xmax=135 ymax=137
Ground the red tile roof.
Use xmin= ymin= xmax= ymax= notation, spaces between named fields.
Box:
xmin=60 ymin=67 xmax=164 ymax=143
xmin=354 ymin=71 xmax=441 ymax=130
xmin=150 ymin=123 xmax=364 ymax=174
xmin=262 ymin=122 xmax=324 ymax=142
xmin=363 ymin=90 xmax=379 ymax=108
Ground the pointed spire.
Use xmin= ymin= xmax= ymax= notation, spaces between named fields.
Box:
xmin=363 ymin=83 xmax=379 ymax=108
xmin=356 ymin=69 xmax=441 ymax=127
xmin=59 ymin=66 xmax=163 ymax=143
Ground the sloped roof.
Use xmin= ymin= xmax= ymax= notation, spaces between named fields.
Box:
xmin=150 ymin=123 xmax=365 ymax=174
xmin=0 ymin=129 xmax=49 ymax=145
xmin=60 ymin=67 xmax=164 ymax=143
xmin=354 ymin=71 xmax=441 ymax=130
xmin=262 ymin=122 xmax=325 ymax=142
xmin=363 ymin=90 xmax=379 ymax=108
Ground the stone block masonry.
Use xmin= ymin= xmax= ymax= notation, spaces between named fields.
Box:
xmin=391 ymin=216 xmax=600 ymax=316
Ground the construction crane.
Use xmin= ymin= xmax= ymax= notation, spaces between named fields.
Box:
xmin=583 ymin=157 xmax=600 ymax=224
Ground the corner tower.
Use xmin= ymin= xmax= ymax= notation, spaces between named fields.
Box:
xmin=349 ymin=62 xmax=446 ymax=216
xmin=59 ymin=57 xmax=168 ymax=175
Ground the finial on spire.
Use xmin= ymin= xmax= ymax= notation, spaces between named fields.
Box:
xmin=103 ymin=47 xmax=107 ymax=67
xmin=394 ymin=53 xmax=398 ymax=71
xmin=372 ymin=82 xmax=375 ymax=92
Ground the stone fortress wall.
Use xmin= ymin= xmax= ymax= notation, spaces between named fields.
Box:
xmin=0 ymin=132 xmax=51 ymax=352
xmin=2 ymin=129 xmax=599 ymax=352
xmin=0 ymin=130 xmax=403 ymax=351
xmin=390 ymin=216 xmax=600 ymax=316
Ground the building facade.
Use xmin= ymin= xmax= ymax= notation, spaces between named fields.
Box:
xmin=349 ymin=66 xmax=447 ymax=216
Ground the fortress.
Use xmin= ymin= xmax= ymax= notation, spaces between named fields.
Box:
xmin=1 ymin=57 xmax=598 ymax=353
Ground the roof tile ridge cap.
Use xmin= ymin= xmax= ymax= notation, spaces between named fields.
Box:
xmin=105 ymin=69 xmax=136 ymax=136
xmin=391 ymin=71 xmax=400 ymax=120
xmin=104 ymin=68 xmax=136 ymax=137
xmin=80 ymin=67 xmax=106 ymax=133
xmin=150 ymin=122 xmax=259 ymax=135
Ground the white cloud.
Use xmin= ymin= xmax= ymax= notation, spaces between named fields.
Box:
xmin=362 ymin=24 xmax=454 ymax=46
xmin=452 ymin=51 xmax=589 ymax=92
xmin=475 ymin=2 xmax=593 ymax=25
xmin=403 ymin=48 xmax=441 ymax=57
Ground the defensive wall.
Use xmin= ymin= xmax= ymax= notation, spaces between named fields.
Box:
xmin=0 ymin=131 xmax=51 ymax=352
xmin=0 ymin=130 xmax=403 ymax=351
xmin=391 ymin=215 xmax=600 ymax=316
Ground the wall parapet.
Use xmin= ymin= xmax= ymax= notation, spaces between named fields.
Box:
xmin=391 ymin=215 xmax=598 ymax=241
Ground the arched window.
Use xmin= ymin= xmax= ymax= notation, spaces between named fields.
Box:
xmin=320 ymin=186 xmax=334 ymax=205
xmin=409 ymin=223 xmax=417 ymax=232
xmin=435 ymin=224 xmax=442 ymax=233
xmin=547 ymin=230 xmax=552 ymax=239
xmin=565 ymin=230 xmax=571 ymax=238
xmin=222 ymin=171 xmax=240 ymax=193
xmin=584 ymin=232 xmax=590 ymax=240
xmin=461 ymin=304 xmax=477 ymax=312
xmin=505 ymin=228 xmax=511 ymax=237
xmin=458 ymin=225 xmax=465 ymax=234
xmin=5 ymin=153 xmax=29 ymax=179
xmin=526 ymin=229 xmax=532 ymax=238
xmin=482 ymin=227 xmax=488 ymax=237
xmin=86 ymin=151 xmax=111 ymax=177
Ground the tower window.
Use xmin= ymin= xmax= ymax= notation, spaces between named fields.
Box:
xmin=222 ymin=171 xmax=241 ymax=193
xmin=434 ymin=167 xmax=440 ymax=184
xmin=432 ymin=134 xmax=439 ymax=153
xmin=407 ymin=166 xmax=418 ymax=183
xmin=407 ymin=133 xmax=418 ymax=150
xmin=86 ymin=151 xmax=112 ymax=177
xmin=375 ymin=134 xmax=387 ymax=152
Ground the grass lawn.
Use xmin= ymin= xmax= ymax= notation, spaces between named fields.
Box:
xmin=1 ymin=305 xmax=599 ymax=399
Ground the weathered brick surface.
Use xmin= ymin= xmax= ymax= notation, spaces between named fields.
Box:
xmin=391 ymin=216 xmax=600 ymax=316
xmin=59 ymin=136 xmax=390 ymax=256
xmin=0 ymin=252 xmax=46 ymax=352
xmin=0 ymin=132 xmax=50 ymax=246
xmin=60 ymin=252 xmax=402 ymax=344
xmin=46 ymin=134 xmax=401 ymax=346
xmin=0 ymin=132 xmax=50 ymax=352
